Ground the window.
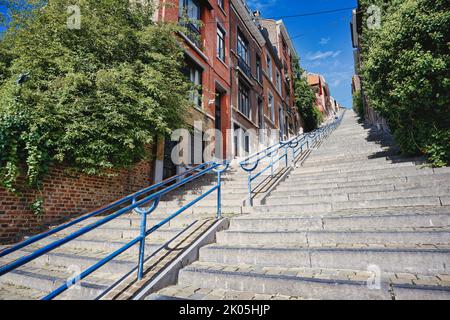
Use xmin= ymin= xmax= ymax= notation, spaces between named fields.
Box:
xmin=278 ymin=104 xmax=284 ymax=138
xmin=256 ymin=55 xmax=262 ymax=83
xmin=217 ymin=26 xmax=225 ymax=61
xmin=268 ymin=92 xmax=275 ymax=122
xmin=237 ymin=32 xmax=249 ymax=64
xmin=182 ymin=58 xmax=203 ymax=108
xmin=276 ymin=70 xmax=282 ymax=94
xmin=238 ymin=82 xmax=250 ymax=118
xmin=179 ymin=0 xmax=201 ymax=25
xmin=217 ymin=0 xmax=224 ymax=10
xmin=190 ymin=127 xmax=206 ymax=164
xmin=244 ymin=135 xmax=250 ymax=153
xmin=258 ymin=98 xmax=264 ymax=128
xmin=266 ymin=53 xmax=273 ymax=81
xmin=179 ymin=0 xmax=201 ymax=46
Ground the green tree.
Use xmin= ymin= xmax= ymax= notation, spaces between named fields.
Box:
xmin=359 ymin=0 xmax=450 ymax=166
xmin=352 ymin=90 xmax=364 ymax=121
xmin=0 ymin=0 xmax=192 ymax=191
xmin=292 ymin=57 xmax=323 ymax=132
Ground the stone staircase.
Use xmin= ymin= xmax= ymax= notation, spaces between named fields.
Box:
xmin=0 ymin=165 xmax=266 ymax=300
xmin=147 ymin=110 xmax=450 ymax=300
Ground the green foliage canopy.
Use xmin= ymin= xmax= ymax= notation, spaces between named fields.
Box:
xmin=359 ymin=0 xmax=450 ymax=166
xmin=292 ymin=57 xmax=323 ymax=132
xmin=0 ymin=0 xmax=192 ymax=191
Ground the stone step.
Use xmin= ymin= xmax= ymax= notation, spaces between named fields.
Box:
xmin=146 ymin=284 xmax=301 ymax=300
xmin=0 ymin=282 xmax=48 ymax=300
xmin=230 ymin=213 xmax=450 ymax=232
xmin=33 ymin=236 xmax=164 ymax=254
xmin=289 ymin=164 xmax=434 ymax=181
xmin=255 ymin=196 xmax=443 ymax=214
xmin=216 ymin=229 xmax=450 ymax=246
xmin=69 ymin=214 xmax=207 ymax=230
xmin=141 ymin=205 xmax=244 ymax=215
xmin=271 ymin=180 xmax=450 ymax=197
xmin=274 ymin=174 xmax=450 ymax=192
xmin=157 ymin=198 xmax=244 ymax=208
xmin=265 ymin=187 xmax=450 ymax=205
xmin=285 ymin=167 xmax=440 ymax=184
xmin=198 ymin=244 xmax=450 ymax=275
xmin=0 ymin=265 xmax=112 ymax=300
xmin=163 ymin=192 xmax=246 ymax=202
xmin=292 ymin=161 xmax=417 ymax=175
xmin=301 ymin=154 xmax=392 ymax=168
xmin=177 ymin=262 xmax=450 ymax=300
xmin=301 ymin=154 xmax=395 ymax=168
xmin=0 ymin=248 xmax=136 ymax=276
xmin=311 ymin=146 xmax=387 ymax=156
xmin=58 ymin=226 xmax=185 ymax=242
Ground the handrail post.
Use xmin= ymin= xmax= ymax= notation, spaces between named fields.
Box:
xmin=216 ymin=169 xmax=222 ymax=219
xmin=270 ymin=153 xmax=274 ymax=177
xmin=247 ymin=173 xmax=253 ymax=206
xmin=291 ymin=145 xmax=296 ymax=164
xmin=137 ymin=210 xmax=147 ymax=280
xmin=284 ymin=145 xmax=288 ymax=167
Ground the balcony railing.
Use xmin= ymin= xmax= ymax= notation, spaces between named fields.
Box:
xmin=237 ymin=56 xmax=252 ymax=79
xmin=180 ymin=21 xmax=201 ymax=48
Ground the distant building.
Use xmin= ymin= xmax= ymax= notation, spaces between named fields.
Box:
xmin=307 ymin=73 xmax=334 ymax=117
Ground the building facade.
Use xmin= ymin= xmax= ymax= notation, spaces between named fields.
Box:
xmin=153 ymin=0 xmax=303 ymax=181
xmin=307 ymin=73 xmax=335 ymax=118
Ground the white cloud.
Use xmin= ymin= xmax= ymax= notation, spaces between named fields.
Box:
xmin=332 ymin=50 xmax=342 ymax=58
xmin=246 ymin=0 xmax=277 ymax=11
xmin=319 ymin=37 xmax=331 ymax=45
xmin=307 ymin=51 xmax=334 ymax=61
xmin=306 ymin=50 xmax=342 ymax=61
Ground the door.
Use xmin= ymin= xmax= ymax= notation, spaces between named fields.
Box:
xmin=163 ymin=139 xmax=178 ymax=180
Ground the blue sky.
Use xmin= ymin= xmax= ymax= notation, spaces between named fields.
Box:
xmin=0 ymin=1 xmax=357 ymax=107
xmin=248 ymin=0 xmax=357 ymax=108
xmin=0 ymin=4 xmax=6 ymax=34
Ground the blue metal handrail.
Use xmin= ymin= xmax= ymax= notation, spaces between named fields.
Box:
xmin=0 ymin=162 xmax=215 ymax=259
xmin=0 ymin=161 xmax=229 ymax=300
xmin=239 ymin=111 xmax=345 ymax=206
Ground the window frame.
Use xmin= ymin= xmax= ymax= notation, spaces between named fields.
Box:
xmin=216 ymin=24 xmax=226 ymax=62
xmin=237 ymin=31 xmax=249 ymax=65
xmin=256 ymin=54 xmax=262 ymax=83
xmin=276 ymin=70 xmax=282 ymax=94
xmin=238 ymin=81 xmax=251 ymax=119
xmin=183 ymin=57 xmax=203 ymax=109
xmin=268 ymin=92 xmax=275 ymax=122
xmin=266 ymin=52 xmax=273 ymax=82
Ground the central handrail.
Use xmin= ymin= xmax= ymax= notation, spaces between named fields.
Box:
xmin=239 ymin=111 xmax=345 ymax=206
xmin=0 ymin=160 xmax=230 ymax=300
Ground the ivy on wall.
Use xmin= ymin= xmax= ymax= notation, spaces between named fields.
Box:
xmin=0 ymin=0 xmax=193 ymax=193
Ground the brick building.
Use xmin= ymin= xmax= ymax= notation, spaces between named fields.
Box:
xmin=0 ymin=0 xmax=305 ymax=243
xmin=154 ymin=0 xmax=303 ymax=170
xmin=307 ymin=73 xmax=334 ymax=117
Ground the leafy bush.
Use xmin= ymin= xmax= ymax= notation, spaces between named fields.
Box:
xmin=292 ymin=57 xmax=322 ymax=132
xmin=359 ymin=0 xmax=450 ymax=166
xmin=352 ymin=90 xmax=364 ymax=120
xmin=0 ymin=0 xmax=192 ymax=190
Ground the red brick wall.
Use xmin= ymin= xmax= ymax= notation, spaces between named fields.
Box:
xmin=0 ymin=159 xmax=154 ymax=244
xmin=162 ymin=0 xmax=232 ymax=158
